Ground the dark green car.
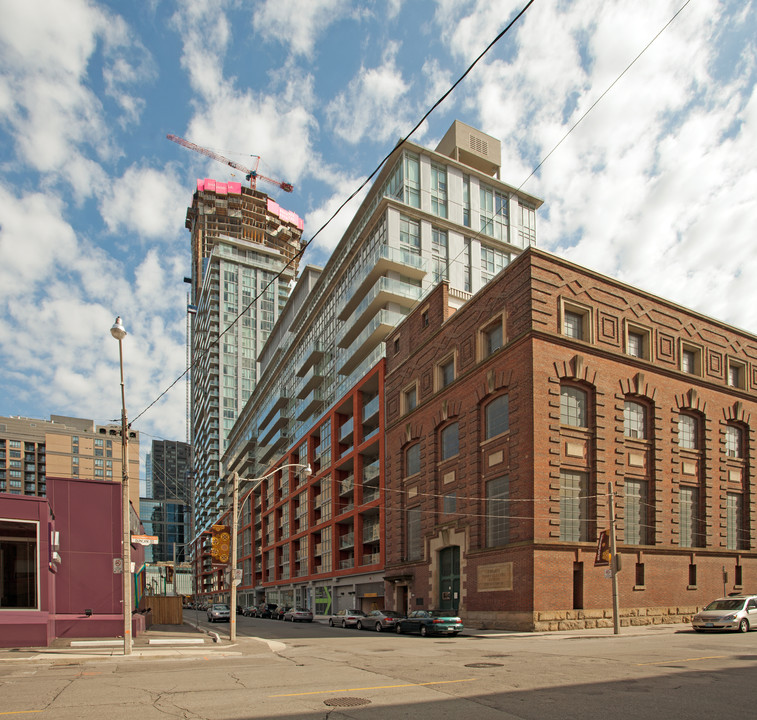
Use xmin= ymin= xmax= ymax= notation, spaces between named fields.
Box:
xmin=395 ymin=610 xmax=463 ymax=637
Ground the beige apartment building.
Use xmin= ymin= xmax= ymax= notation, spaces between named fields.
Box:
xmin=0 ymin=415 xmax=140 ymax=509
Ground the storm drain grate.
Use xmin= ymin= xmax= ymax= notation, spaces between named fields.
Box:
xmin=324 ymin=697 xmax=372 ymax=708
xmin=465 ymin=662 xmax=504 ymax=668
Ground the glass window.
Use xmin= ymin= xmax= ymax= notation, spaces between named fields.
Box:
xmin=406 ymin=443 xmax=420 ymax=477
xmin=482 ymin=320 xmax=503 ymax=357
xmin=681 ymin=348 xmax=698 ymax=374
xmin=440 ymin=423 xmax=459 ymax=461
xmin=678 ymin=414 xmax=698 ymax=449
xmin=624 ymin=401 xmax=646 ymax=439
xmin=486 ymin=476 xmax=509 ymax=547
xmin=462 ymin=175 xmax=471 ymax=227
xmin=679 ymin=486 xmax=702 ymax=548
xmin=624 ymin=479 xmax=648 ymax=545
xmin=432 ymin=227 xmax=448 ymax=281
xmin=564 ymin=311 xmax=583 ymax=339
xmin=561 ymin=386 xmax=588 ymax=428
xmin=443 ymin=493 xmax=456 ymax=514
xmin=406 ymin=507 xmax=421 ymax=560
xmin=403 ymin=385 xmax=417 ymax=414
xmin=430 ymin=163 xmax=447 ymax=218
xmin=399 ymin=216 xmax=420 ymax=261
xmin=727 ymin=493 xmax=743 ymax=550
xmin=480 ymin=245 xmax=509 ymax=285
xmin=485 ymin=395 xmax=509 ymax=439
xmin=0 ymin=520 xmax=37 ymax=609
xmin=628 ymin=332 xmax=644 ymax=358
xmin=560 ymin=471 xmax=590 ymax=542
xmin=480 ymin=185 xmax=508 ymax=241
xmin=726 ymin=425 xmax=743 ymax=458
xmin=439 ymin=357 xmax=454 ymax=388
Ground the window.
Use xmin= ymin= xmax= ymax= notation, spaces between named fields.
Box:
xmin=518 ymin=202 xmax=536 ymax=247
xmin=443 ymin=493 xmax=457 ymax=514
xmin=0 ymin=520 xmax=38 ymax=609
xmin=561 ymin=386 xmax=588 ymax=428
xmin=462 ymin=175 xmax=471 ymax=227
xmin=399 ymin=216 xmax=421 ymax=262
xmin=486 ymin=476 xmax=510 ymax=546
xmin=728 ymin=361 xmax=746 ymax=389
xmin=440 ymin=423 xmax=459 ymax=461
xmin=485 ymin=395 xmax=509 ymax=440
xmin=626 ymin=325 xmax=650 ymax=360
xmin=406 ymin=507 xmax=421 ymax=560
xmin=725 ymin=424 xmax=743 ymax=458
xmin=437 ymin=356 xmax=455 ymax=389
xmin=624 ymin=479 xmax=648 ymax=545
xmin=727 ymin=493 xmax=744 ymax=550
xmin=680 ymin=343 xmax=701 ymax=375
xmin=678 ymin=414 xmax=698 ymax=449
xmin=405 ymin=443 xmax=420 ymax=477
xmin=431 ymin=227 xmax=449 ymax=281
xmin=635 ymin=562 xmax=645 ymax=587
xmin=688 ymin=563 xmax=697 ymax=587
xmin=481 ymin=317 xmax=504 ymax=358
xmin=560 ymin=470 xmax=590 ymax=542
xmin=480 ymin=245 xmax=509 ymax=285
xmin=679 ymin=486 xmax=702 ymax=547
xmin=480 ymin=184 xmax=508 ymax=241
xmin=402 ymin=384 xmax=417 ymax=414
xmin=430 ymin=163 xmax=447 ymax=218
xmin=624 ymin=401 xmax=647 ymax=439
xmin=564 ymin=311 xmax=583 ymax=339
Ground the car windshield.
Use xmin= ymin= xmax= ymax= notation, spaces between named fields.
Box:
xmin=704 ymin=599 xmax=745 ymax=611
xmin=213 ymin=605 xmax=229 ymax=611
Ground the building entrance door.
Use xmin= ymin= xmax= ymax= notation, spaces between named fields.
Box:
xmin=438 ymin=546 xmax=460 ymax=611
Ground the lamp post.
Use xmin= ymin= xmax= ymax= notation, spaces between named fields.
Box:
xmin=110 ymin=316 xmax=132 ymax=656
xmin=229 ymin=463 xmax=311 ymax=642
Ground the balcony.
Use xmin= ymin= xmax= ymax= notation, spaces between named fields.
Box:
xmin=259 ymin=390 xmax=290 ymax=429
xmin=337 ymin=276 xmax=423 ymax=343
xmin=337 ymin=309 xmax=406 ymax=376
xmin=363 ymin=524 xmax=380 ymax=543
xmin=362 ymin=487 xmax=380 ymax=504
xmin=339 ymin=416 xmax=354 ymax=445
xmin=363 ymin=459 xmax=380 ymax=485
xmin=339 ymin=532 xmax=355 ymax=549
xmin=339 ymin=475 xmax=354 ymax=496
xmin=361 ymin=552 xmax=380 ymax=566
xmin=297 ymin=365 xmax=325 ymax=399
xmin=298 ymin=386 xmax=324 ymax=421
xmin=339 ymin=557 xmax=355 ymax=570
xmin=362 ymin=395 xmax=380 ymax=424
xmin=296 ymin=340 xmax=327 ymax=377
xmin=259 ymin=407 xmax=288 ymax=445
xmin=337 ymin=245 xmax=428 ymax=319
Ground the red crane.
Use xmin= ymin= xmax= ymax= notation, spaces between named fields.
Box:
xmin=166 ymin=134 xmax=294 ymax=193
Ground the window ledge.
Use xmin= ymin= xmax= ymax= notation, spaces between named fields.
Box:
xmin=633 ymin=585 xmax=646 ymax=591
xmin=687 ymin=585 xmax=698 ymax=591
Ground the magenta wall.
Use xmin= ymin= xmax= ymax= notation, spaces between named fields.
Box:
xmin=0 ymin=495 xmax=54 ymax=648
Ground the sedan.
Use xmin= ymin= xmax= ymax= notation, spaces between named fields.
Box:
xmin=692 ymin=595 xmax=757 ymax=632
xmin=395 ymin=609 xmax=463 ymax=637
xmin=207 ymin=603 xmax=231 ymax=623
xmin=357 ymin=610 xmax=404 ymax=632
xmin=328 ymin=609 xmax=367 ymax=628
xmin=284 ymin=607 xmax=314 ymax=622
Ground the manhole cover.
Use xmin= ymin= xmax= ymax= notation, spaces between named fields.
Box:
xmin=465 ymin=662 xmax=504 ymax=668
xmin=324 ymin=697 xmax=371 ymax=707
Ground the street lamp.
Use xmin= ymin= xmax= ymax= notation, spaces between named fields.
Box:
xmin=229 ymin=463 xmax=312 ymax=641
xmin=110 ymin=316 xmax=132 ymax=656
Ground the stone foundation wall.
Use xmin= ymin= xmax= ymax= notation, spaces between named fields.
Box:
xmin=464 ymin=605 xmax=701 ymax=632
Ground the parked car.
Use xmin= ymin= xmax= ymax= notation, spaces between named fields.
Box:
xmin=328 ymin=609 xmax=367 ymax=628
xmin=274 ymin=605 xmax=291 ymax=620
xmin=242 ymin=605 xmax=257 ymax=617
xmin=255 ymin=602 xmax=279 ymax=619
xmin=284 ymin=607 xmax=314 ymax=622
xmin=358 ymin=610 xmax=404 ymax=632
xmin=395 ymin=610 xmax=463 ymax=637
xmin=207 ymin=603 xmax=231 ymax=623
xmin=692 ymin=595 xmax=757 ymax=632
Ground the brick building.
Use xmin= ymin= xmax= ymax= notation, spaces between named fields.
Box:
xmin=383 ymin=248 xmax=757 ymax=630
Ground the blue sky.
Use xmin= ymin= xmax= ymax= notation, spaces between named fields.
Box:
xmin=1 ymin=0 xmax=756 ymax=479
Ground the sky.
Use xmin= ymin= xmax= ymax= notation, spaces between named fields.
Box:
xmin=1 ymin=0 xmax=756 ymax=483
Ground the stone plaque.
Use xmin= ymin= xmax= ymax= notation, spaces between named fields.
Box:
xmin=478 ymin=562 xmax=513 ymax=592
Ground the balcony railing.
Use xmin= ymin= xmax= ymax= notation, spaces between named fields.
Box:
xmin=339 ymin=532 xmax=355 ymax=549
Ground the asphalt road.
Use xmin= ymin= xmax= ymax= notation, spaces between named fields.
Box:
xmin=2 ymin=615 xmax=756 ymax=719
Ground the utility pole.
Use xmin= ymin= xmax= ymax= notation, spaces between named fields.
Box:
xmin=229 ymin=472 xmax=239 ymax=642
xmin=608 ymin=481 xmax=620 ymax=635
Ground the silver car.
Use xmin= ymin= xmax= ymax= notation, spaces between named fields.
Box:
xmin=284 ymin=607 xmax=314 ymax=622
xmin=328 ymin=609 xmax=366 ymax=628
xmin=358 ymin=610 xmax=404 ymax=632
xmin=207 ymin=603 xmax=231 ymax=623
xmin=692 ymin=595 xmax=757 ymax=633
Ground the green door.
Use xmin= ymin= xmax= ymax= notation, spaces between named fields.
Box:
xmin=438 ymin=546 xmax=460 ymax=611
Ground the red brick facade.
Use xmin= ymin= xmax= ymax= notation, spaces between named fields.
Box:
xmin=384 ymin=248 xmax=757 ymax=630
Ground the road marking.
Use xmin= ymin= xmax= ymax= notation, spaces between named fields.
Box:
xmin=0 ymin=712 xmax=42 ymax=716
xmin=271 ymin=678 xmax=477 ymax=697
xmin=636 ymin=655 xmax=726 ymax=666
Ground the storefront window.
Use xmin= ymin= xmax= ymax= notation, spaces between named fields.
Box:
xmin=0 ymin=520 xmax=38 ymax=609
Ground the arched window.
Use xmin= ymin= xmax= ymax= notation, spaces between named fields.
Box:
xmin=440 ymin=423 xmax=459 ymax=461
xmin=624 ymin=400 xmax=647 ymax=439
xmin=485 ymin=394 xmax=509 ymax=440
xmin=561 ymin=386 xmax=588 ymax=428
xmin=725 ymin=424 xmax=744 ymax=458
xmin=405 ymin=443 xmax=421 ymax=477
xmin=678 ymin=413 xmax=698 ymax=449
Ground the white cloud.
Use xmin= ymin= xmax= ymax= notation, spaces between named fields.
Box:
xmin=251 ymin=0 xmax=353 ymax=59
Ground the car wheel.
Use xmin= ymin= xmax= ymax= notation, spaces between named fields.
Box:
xmin=356 ymin=621 xmax=364 ymax=630
xmin=395 ymin=624 xmax=402 ymax=634
xmin=420 ymin=625 xmax=428 ymax=637
xmin=329 ymin=618 xmax=334 ymax=627
xmin=375 ymin=623 xmax=383 ymax=632
xmin=342 ymin=620 xmax=347 ymax=628
xmin=739 ymin=619 xmax=750 ymax=633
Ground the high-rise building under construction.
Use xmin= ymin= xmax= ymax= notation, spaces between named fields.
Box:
xmin=186 ymin=179 xmax=304 ymax=531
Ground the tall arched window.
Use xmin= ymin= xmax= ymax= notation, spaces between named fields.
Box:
xmin=678 ymin=413 xmax=699 ymax=449
xmin=561 ymin=386 xmax=588 ymax=428
xmin=405 ymin=443 xmax=421 ymax=477
xmin=440 ymin=423 xmax=459 ymax=460
xmin=624 ymin=400 xmax=647 ymax=439
xmin=725 ymin=424 xmax=744 ymax=458
xmin=485 ymin=394 xmax=509 ymax=439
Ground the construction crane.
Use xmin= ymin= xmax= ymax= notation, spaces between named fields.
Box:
xmin=166 ymin=134 xmax=294 ymax=193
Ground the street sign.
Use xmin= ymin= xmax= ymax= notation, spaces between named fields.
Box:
xmin=131 ymin=534 xmax=159 ymax=546
xmin=113 ymin=558 xmax=123 ymax=574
